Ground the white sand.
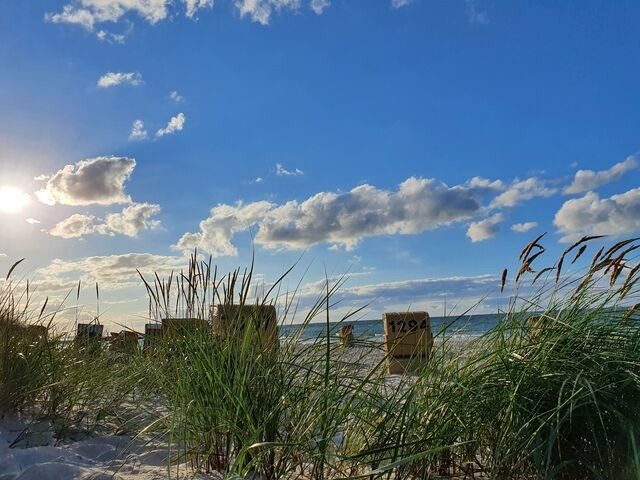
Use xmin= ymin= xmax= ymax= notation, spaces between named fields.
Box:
xmin=0 ymin=339 xmax=473 ymax=479
xmin=0 ymin=417 xmax=219 ymax=480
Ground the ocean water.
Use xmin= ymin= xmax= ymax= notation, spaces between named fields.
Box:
xmin=279 ymin=313 xmax=501 ymax=343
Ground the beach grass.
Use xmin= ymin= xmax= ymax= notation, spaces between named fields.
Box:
xmin=1 ymin=236 xmax=639 ymax=479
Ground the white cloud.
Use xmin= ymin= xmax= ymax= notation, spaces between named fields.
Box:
xmin=310 ymin=0 xmax=330 ymax=15
xmin=156 ymin=113 xmax=186 ymax=138
xmin=48 ymin=203 xmax=161 ymax=239
xmin=490 ymin=177 xmax=557 ymax=208
xmin=563 ymin=155 xmax=638 ymax=195
xmin=35 ymin=253 xmax=187 ymax=289
xmin=129 ymin=119 xmax=148 ymax=140
xmin=97 ymin=71 xmax=143 ymax=88
xmin=35 ymin=156 xmax=136 ymax=206
xmin=46 ymin=1 xmax=212 ymax=32
xmin=175 ymin=176 xmax=501 ymax=255
xmin=234 ymin=0 xmax=301 ymax=25
xmin=465 ymin=0 xmax=489 ymax=25
xmin=391 ymin=0 xmax=413 ymax=8
xmin=511 ymin=222 xmax=538 ymax=233
xmin=554 ymin=188 xmax=640 ymax=242
xmin=184 ymin=0 xmax=214 ymax=18
xmin=176 ymin=201 xmax=274 ymax=256
xmin=466 ymin=213 xmax=504 ymax=242
xmin=0 ymin=253 xmax=6 ymax=258
xmin=293 ymin=273 xmax=503 ymax=319
xmin=49 ymin=214 xmax=97 ymax=239
xmin=97 ymin=30 xmax=125 ymax=43
xmin=25 ymin=218 xmax=41 ymax=225
xmin=276 ymin=163 xmax=304 ymax=176
xmin=169 ymin=90 xmax=184 ymax=102
xmin=333 ymin=274 xmax=498 ymax=303
xmin=46 ymin=5 xmax=97 ymax=30
xmin=252 ymin=177 xmax=264 ymax=184
xmin=98 ymin=203 xmax=161 ymax=237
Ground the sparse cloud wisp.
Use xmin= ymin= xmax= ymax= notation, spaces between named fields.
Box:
xmin=275 ymin=163 xmax=304 ymax=176
xmin=97 ymin=72 xmax=143 ymax=88
xmin=156 ymin=113 xmax=186 ymax=138
xmin=129 ymin=120 xmax=148 ymax=141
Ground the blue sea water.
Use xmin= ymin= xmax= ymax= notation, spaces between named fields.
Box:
xmin=280 ymin=313 xmax=501 ymax=343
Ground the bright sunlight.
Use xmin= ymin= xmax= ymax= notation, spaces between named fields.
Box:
xmin=0 ymin=186 xmax=30 ymax=213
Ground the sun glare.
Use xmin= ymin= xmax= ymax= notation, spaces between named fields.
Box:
xmin=0 ymin=186 xmax=31 ymax=213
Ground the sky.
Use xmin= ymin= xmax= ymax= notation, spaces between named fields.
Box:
xmin=0 ymin=0 xmax=639 ymax=329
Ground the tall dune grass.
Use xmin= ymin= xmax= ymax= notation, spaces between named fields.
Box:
xmin=2 ymin=236 xmax=640 ymax=479
xmin=0 ymin=264 xmax=147 ymax=437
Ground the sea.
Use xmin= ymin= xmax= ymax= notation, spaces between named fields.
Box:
xmin=279 ymin=313 xmax=501 ymax=344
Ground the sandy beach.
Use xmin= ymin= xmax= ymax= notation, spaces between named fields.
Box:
xmin=0 ymin=341 xmax=450 ymax=480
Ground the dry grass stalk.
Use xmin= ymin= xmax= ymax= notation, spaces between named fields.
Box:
xmin=533 ymin=267 xmax=555 ymax=285
xmin=500 ymin=268 xmax=507 ymax=293
xmin=571 ymin=244 xmax=587 ymax=265
xmin=519 ymin=233 xmax=546 ymax=263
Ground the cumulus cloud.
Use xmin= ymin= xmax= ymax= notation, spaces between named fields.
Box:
xmin=49 ymin=214 xmax=97 ymax=239
xmin=391 ymin=0 xmax=413 ymax=8
xmin=25 ymin=218 xmax=41 ymax=225
xmin=276 ymin=163 xmax=304 ymax=176
xmin=97 ymin=72 xmax=143 ymax=88
xmin=98 ymin=203 xmax=161 ymax=237
xmin=176 ymin=201 xmax=274 ymax=256
xmin=466 ymin=213 xmax=504 ymax=242
xmin=511 ymin=222 xmax=538 ymax=233
xmin=156 ymin=113 xmax=186 ymax=137
xmin=175 ymin=176 xmax=501 ymax=255
xmin=310 ymin=0 xmax=330 ymax=14
xmin=563 ymin=156 xmax=638 ymax=195
xmin=129 ymin=119 xmax=148 ymax=140
xmin=554 ymin=188 xmax=640 ymax=242
xmin=234 ymin=0 xmax=301 ymax=25
xmin=490 ymin=177 xmax=557 ymax=208
xmin=48 ymin=203 xmax=161 ymax=239
xmin=35 ymin=156 xmax=136 ymax=206
xmin=46 ymin=0 xmax=212 ymax=33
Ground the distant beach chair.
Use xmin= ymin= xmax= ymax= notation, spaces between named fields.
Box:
xmin=76 ymin=323 xmax=104 ymax=340
xmin=383 ymin=311 xmax=433 ymax=374
xmin=527 ymin=315 xmax=545 ymax=342
xmin=339 ymin=324 xmax=355 ymax=346
xmin=211 ymin=303 xmax=279 ymax=352
xmin=143 ymin=323 xmax=163 ymax=353
xmin=110 ymin=330 xmax=139 ymax=353
xmin=161 ymin=318 xmax=209 ymax=337
xmin=24 ymin=324 xmax=48 ymax=342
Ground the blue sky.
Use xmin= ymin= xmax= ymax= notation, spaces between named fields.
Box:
xmin=0 ymin=0 xmax=639 ymax=328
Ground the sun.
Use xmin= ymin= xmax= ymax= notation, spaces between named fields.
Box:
xmin=0 ymin=186 xmax=31 ymax=213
